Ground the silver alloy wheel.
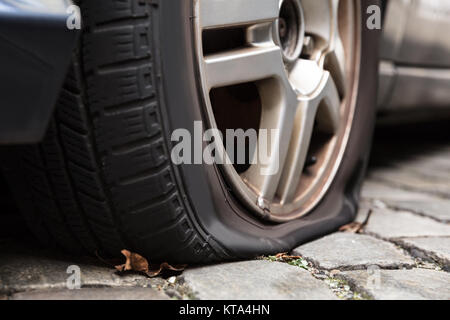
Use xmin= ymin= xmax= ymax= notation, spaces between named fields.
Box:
xmin=194 ymin=0 xmax=361 ymax=222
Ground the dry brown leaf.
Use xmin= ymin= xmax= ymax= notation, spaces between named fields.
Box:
xmin=275 ymin=252 xmax=288 ymax=259
xmin=339 ymin=209 xmax=373 ymax=234
xmin=339 ymin=222 xmax=364 ymax=233
xmin=114 ymin=249 xmax=187 ymax=278
xmin=274 ymin=252 xmax=302 ymax=262
xmin=115 ymin=249 xmax=149 ymax=273
xmin=147 ymin=262 xmax=187 ymax=278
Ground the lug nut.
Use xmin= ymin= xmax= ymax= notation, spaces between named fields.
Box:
xmin=305 ymin=156 xmax=318 ymax=168
xmin=257 ymin=197 xmax=270 ymax=212
xmin=278 ymin=18 xmax=288 ymax=38
xmin=302 ymin=35 xmax=315 ymax=57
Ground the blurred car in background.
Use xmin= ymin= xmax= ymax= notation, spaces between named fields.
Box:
xmin=378 ymin=0 xmax=450 ymax=122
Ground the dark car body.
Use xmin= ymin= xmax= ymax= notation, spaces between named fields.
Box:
xmin=0 ymin=0 xmax=78 ymax=144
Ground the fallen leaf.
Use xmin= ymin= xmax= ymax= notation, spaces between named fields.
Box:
xmin=275 ymin=252 xmax=288 ymax=259
xmin=339 ymin=222 xmax=364 ymax=233
xmin=114 ymin=250 xmax=187 ymax=278
xmin=274 ymin=252 xmax=302 ymax=262
xmin=147 ymin=262 xmax=187 ymax=278
xmin=339 ymin=209 xmax=373 ymax=234
xmin=115 ymin=250 xmax=149 ymax=273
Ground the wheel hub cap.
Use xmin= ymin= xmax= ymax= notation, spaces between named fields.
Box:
xmin=276 ymin=0 xmax=305 ymax=64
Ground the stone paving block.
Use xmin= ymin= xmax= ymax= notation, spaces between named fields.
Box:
xmin=340 ymin=269 xmax=450 ymax=300
xmin=183 ymin=260 xmax=337 ymax=300
xmin=292 ymin=233 xmax=414 ymax=270
xmin=10 ymin=287 xmax=168 ymax=300
xmin=413 ymin=153 xmax=450 ymax=172
xmin=395 ymin=237 xmax=450 ymax=267
xmin=372 ymin=153 xmax=450 ymax=182
xmin=0 ymin=243 xmax=162 ymax=293
xmin=364 ymin=209 xmax=450 ymax=239
xmin=368 ymin=169 xmax=450 ymax=199
xmin=385 ymin=200 xmax=450 ymax=223
xmin=394 ymin=152 xmax=450 ymax=179
xmin=362 ymin=180 xmax=433 ymax=202
xmin=401 ymin=163 xmax=450 ymax=182
xmin=361 ymin=181 xmax=450 ymax=222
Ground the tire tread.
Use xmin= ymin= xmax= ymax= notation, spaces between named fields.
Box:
xmin=9 ymin=0 xmax=222 ymax=262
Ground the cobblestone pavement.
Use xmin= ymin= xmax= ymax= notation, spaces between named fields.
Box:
xmin=1 ymin=123 xmax=449 ymax=300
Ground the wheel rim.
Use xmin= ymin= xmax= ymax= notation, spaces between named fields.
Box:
xmin=193 ymin=0 xmax=362 ymax=222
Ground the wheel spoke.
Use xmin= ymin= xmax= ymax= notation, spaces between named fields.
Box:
xmin=277 ymin=71 xmax=340 ymax=203
xmin=316 ymin=72 xmax=341 ymax=134
xmin=199 ymin=0 xmax=279 ymax=29
xmin=302 ymin=0 xmax=346 ymax=94
xmin=327 ymin=0 xmax=347 ymax=95
xmin=203 ymin=46 xmax=284 ymax=90
xmin=289 ymin=59 xmax=325 ymax=96
xmin=302 ymin=0 xmax=334 ymax=45
xmin=241 ymin=79 xmax=298 ymax=204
